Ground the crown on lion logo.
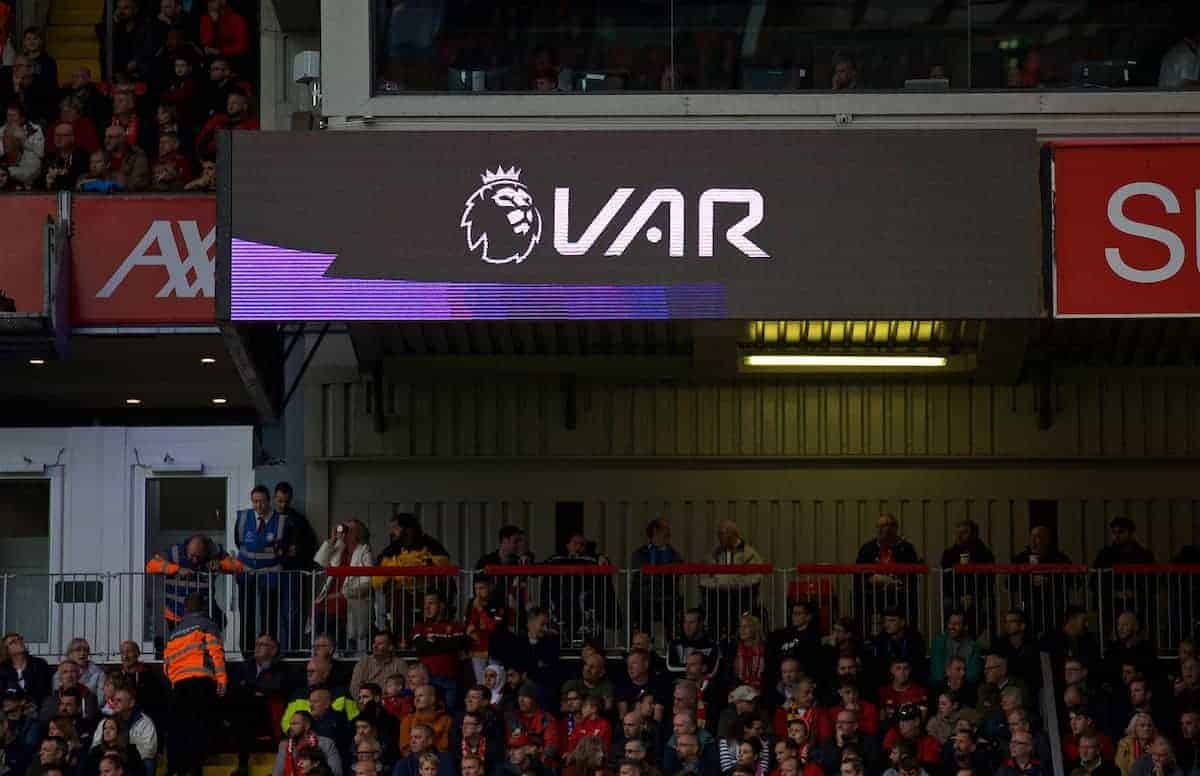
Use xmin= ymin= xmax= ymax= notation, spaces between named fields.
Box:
xmin=480 ymin=165 xmax=523 ymax=184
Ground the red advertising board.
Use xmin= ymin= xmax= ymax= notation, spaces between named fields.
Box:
xmin=71 ymin=195 xmax=216 ymax=325
xmin=0 ymin=195 xmax=55 ymax=314
xmin=1054 ymin=140 xmax=1200 ymax=317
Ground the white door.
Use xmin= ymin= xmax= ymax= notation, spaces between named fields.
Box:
xmin=129 ymin=467 xmax=240 ymax=657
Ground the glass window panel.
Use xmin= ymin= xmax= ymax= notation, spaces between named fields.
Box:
xmin=0 ymin=480 xmax=50 ymax=643
xmin=374 ymin=0 xmax=672 ymax=92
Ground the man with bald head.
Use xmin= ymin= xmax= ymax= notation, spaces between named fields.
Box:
xmin=146 ymin=534 xmax=242 ymax=630
xmin=700 ymin=521 xmax=766 ymax=640
xmin=664 ymin=712 xmax=719 ymax=776
xmin=855 ymin=513 xmax=923 ymax=627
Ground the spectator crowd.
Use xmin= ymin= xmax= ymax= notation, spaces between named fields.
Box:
xmin=0 ymin=0 xmax=256 ymax=193
xmin=3 ymin=483 xmax=1200 ymax=776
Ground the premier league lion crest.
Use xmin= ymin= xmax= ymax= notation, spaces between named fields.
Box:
xmin=460 ymin=166 xmax=543 ymax=264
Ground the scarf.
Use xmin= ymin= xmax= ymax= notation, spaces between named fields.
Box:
xmin=735 ymin=642 xmax=765 ymax=689
xmin=462 ymin=736 xmax=486 ymax=762
xmin=285 ymin=733 xmax=318 ymax=776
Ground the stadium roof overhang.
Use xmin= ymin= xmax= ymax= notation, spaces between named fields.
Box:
xmin=0 ymin=332 xmax=259 ymax=425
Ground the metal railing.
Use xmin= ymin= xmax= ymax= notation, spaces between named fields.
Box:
xmin=3 ymin=563 xmax=1198 ymax=662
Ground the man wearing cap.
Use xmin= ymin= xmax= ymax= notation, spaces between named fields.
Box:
xmin=504 ymin=683 xmax=561 ymax=767
xmin=716 ymin=685 xmax=760 ymax=740
xmin=498 ymin=730 xmax=552 ymax=776
xmin=882 ymin=705 xmax=940 ymax=771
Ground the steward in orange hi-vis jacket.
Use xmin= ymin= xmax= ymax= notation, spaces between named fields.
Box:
xmin=163 ymin=593 xmax=227 ymax=776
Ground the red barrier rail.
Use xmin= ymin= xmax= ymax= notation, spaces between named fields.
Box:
xmin=795 ymin=563 xmax=930 ymax=574
xmin=1113 ymin=564 xmax=1200 ymax=574
xmin=952 ymin=563 xmax=1087 ymax=573
xmin=482 ymin=564 xmax=617 ymax=576
xmin=325 ymin=565 xmax=461 ymax=577
xmin=640 ymin=563 xmax=773 ymax=576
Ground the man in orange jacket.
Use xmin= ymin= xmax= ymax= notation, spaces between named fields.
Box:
xmin=164 ymin=593 xmax=227 ymax=776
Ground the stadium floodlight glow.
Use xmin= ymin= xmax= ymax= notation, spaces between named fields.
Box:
xmin=211 ymin=397 xmax=227 ymax=405
xmin=743 ymin=354 xmax=948 ymax=368
xmin=125 ymin=398 xmax=142 ymax=405
xmin=28 ymin=359 xmax=45 ymax=365
xmin=200 ymin=356 xmax=217 ymax=365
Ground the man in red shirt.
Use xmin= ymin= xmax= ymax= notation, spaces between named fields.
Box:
xmin=200 ymin=0 xmax=249 ymax=62
xmin=878 ymin=658 xmax=926 ymax=724
xmin=195 ymin=90 xmax=258 ymax=158
xmin=831 ymin=683 xmax=878 ymax=738
xmin=881 ymin=704 xmax=940 ymax=770
xmin=412 ymin=590 xmax=466 ymax=711
xmin=505 ymin=683 xmax=562 ymax=767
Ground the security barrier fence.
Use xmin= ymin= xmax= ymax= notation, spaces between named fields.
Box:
xmin=0 ymin=564 xmax=1195 ymax=662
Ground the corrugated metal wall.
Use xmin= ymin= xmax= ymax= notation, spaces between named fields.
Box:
xmin=327 ymin=466 xmax=1200 ymax=576
xmin=312 ymin=376 xmax=1200 ymax=460
xmin=305 ymin=372 xmax=1200 ymax=578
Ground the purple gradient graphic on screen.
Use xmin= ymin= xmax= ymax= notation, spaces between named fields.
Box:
xmin=230 ymin=239 xmax=727 ymax=320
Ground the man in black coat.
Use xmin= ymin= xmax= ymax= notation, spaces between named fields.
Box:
xmin=1011 ymin=525 xmax=1076 ymax=639
xmin=228 ymin=633 xmax=292 ymax=776
xmin=854 ymin=513 xmax=923 ymax=635
xmin=940 ymin=519 xmax=997 ymax=638
xmin=1092 ymin=516 xmax=1157 ymax=633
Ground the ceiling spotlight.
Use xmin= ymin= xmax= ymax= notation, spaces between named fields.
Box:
xmin=28 ymin=358 xmax=45 ymax=366
xmin=125 ymin=398 xmax=142 ymax=406
xmin=200 ymin=357 xmax=216 ymax=365
xmin=211 ymin=397 xmax=228 ymax=405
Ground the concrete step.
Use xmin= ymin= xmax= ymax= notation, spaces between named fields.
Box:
xmin=199 ymin=752 xmax=275 ymax=776
xmin=49 ymin=4 xmax=100 ymax=26
xmin=55 ymin=57 xmax=101 ymax=84
xmin=47 ymin=38 xmax=100 ymax=61
xmin=46 ymin=23 xmax=97 ymax=46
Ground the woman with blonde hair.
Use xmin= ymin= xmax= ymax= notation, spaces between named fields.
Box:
xmin=1115 ymin=712 xmax=1157 ymax=776
xmin=734 ymin=614 xmax=766 ymax=690
xmin=54 ymin=638 xmax=105 ymax=701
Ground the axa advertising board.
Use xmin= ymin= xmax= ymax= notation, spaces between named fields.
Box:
xmin=222 ymin=130 xmax=1042 ymax=321
xmin=1052 ymin=140 xmax=1200 ymax=318
xmin=72 ymin=196 xmax=215 ymax=325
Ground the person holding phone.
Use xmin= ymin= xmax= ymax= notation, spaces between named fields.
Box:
xmin=314 ymin=520 xmax=374 ymax=652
